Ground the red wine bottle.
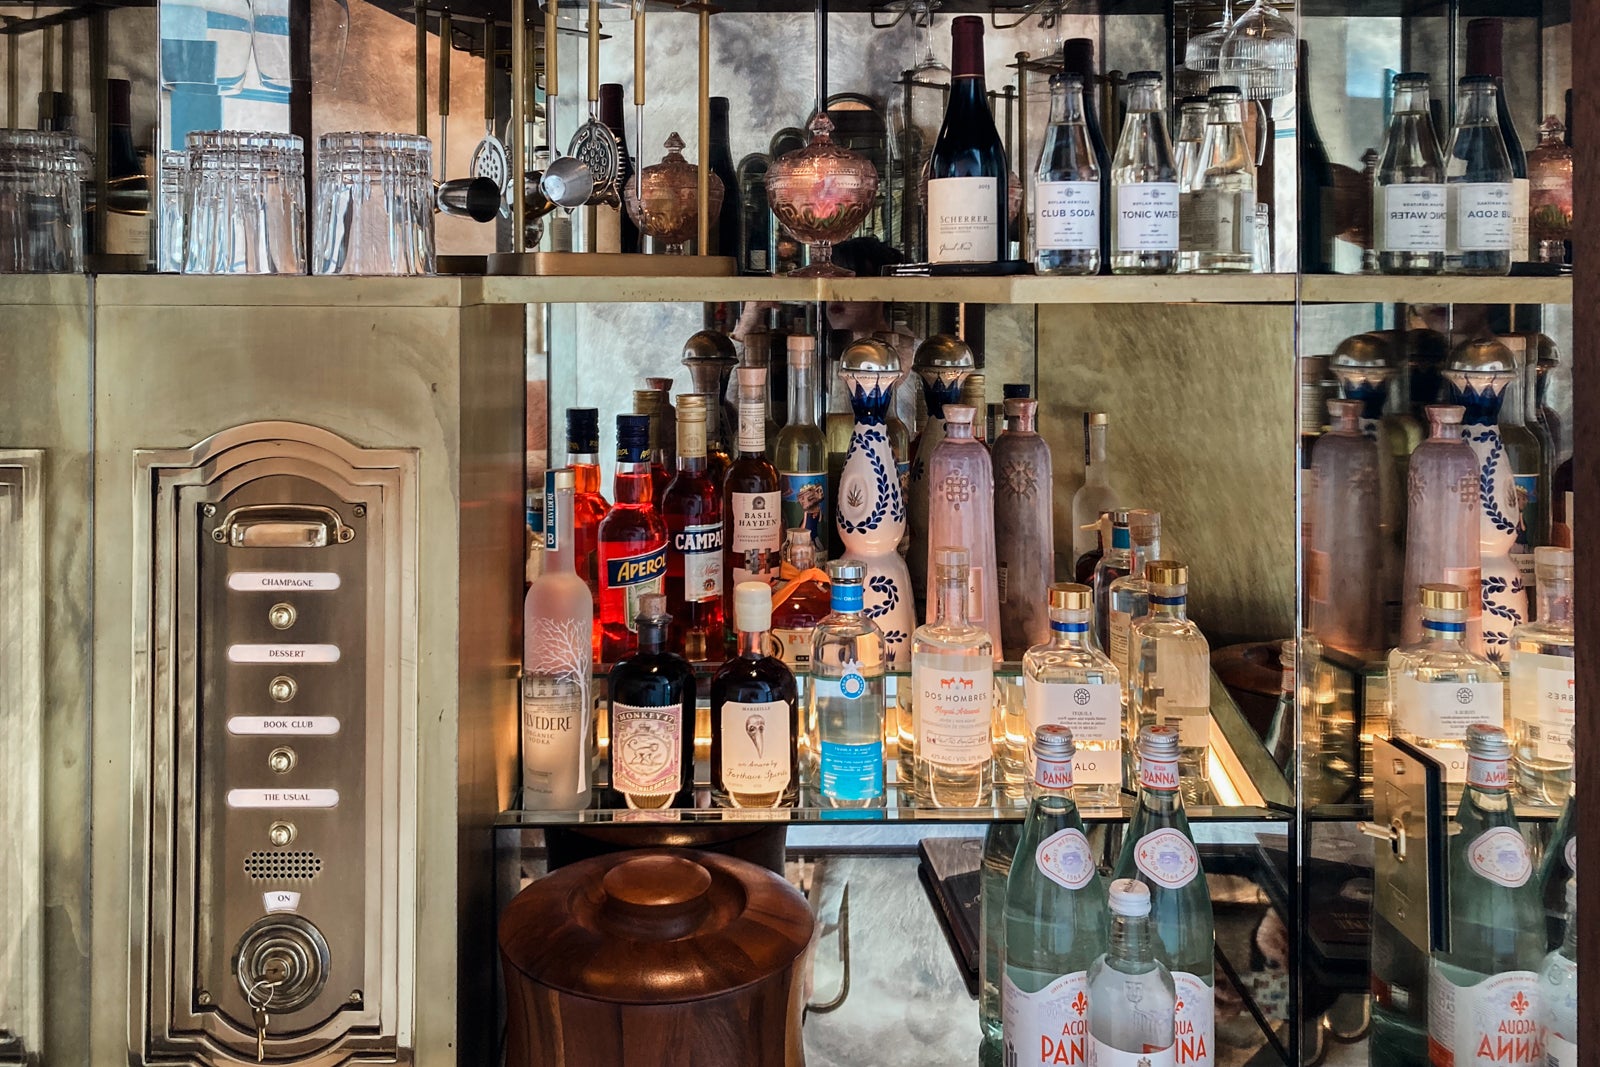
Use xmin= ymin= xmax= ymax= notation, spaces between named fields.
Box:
xmin=926 ymin=15 xmax=1008 ymax=266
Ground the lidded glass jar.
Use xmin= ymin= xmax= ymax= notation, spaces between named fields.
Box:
xmin=625 ymin=132 xmax=725 ymax=255
xmin=765 ymin=113 xmax=880 ymax=278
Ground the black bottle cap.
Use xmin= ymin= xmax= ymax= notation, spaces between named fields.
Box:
xmin=566 ymin=407 xmax=600 ymax=453
xmin=1002 ymin=383 xmax=1030 ymax=399
xmin=616 ymin=413 xmax=652 ymax=461
xmin=108 ymin=78 xmax=132 ymax=128
xmin=1062 ymin=38 xmax=1096 ymax=78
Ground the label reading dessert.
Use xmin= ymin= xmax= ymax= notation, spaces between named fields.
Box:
xmin=674 ymin=522 xmax=724 ymax=603
xmin=730 ymin=491 xmax=782 ymax=555
xmin=610 ymin=702 xmax=684 ymax=800
xmin=927 ymin=176 xmax=1000 ymax=263
xmin=1381 ymin=184 xmax=1447 ymax=252
xmin=718 ymin=699 xmax=792 ymax=797
xmin=912 ymin=654 xmax=994 ymax=766
xmin=521 ymin=675 xmax=587 ymax=803
xmin=1035 ymin=827 xmax=1097 ymax=890
xmin=1002 ymin=971 xmax=1092 ymax=1067
xmin=1023 ymin=676 xmax=1120 ymax=785
xmin=1115 ymin=182 xmax=1181 ymax=251
xmin=1451 ymin=182 xmax=1514 ymax=252
xmin=1034 ymin=180 xmax=1100 ymax=251
xmin=1467 ymin=826 xmax=1532 ymax=888
xmin=1173 ymin=971 xmax=1215 ymax=1067
xmin=1395 ymin=679 xmax=1504 ymax=781
xmin=1133 ymin=827 xmax=1200 ymax=889
xmin=1427 ymin=967 xmax=1541 ymax=1067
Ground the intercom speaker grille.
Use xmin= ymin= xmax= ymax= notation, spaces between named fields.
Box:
xmin=243 ymin=850 xmax=323 ymax=881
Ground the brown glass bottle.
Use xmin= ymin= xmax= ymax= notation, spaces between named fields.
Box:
xmin=723 ymin=366 xmax=782 ymax=628
xmin=606 ymin=595 xmax=697 ymax=809
xmin=710 ymin=582 xmax=799 ymax=807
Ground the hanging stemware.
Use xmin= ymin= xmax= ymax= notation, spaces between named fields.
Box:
xmin=1222 ymin=0 xmax=1297 ymax=100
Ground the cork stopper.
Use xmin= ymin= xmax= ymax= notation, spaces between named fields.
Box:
xmin=734 ymin=581 xmax=773 ymax=633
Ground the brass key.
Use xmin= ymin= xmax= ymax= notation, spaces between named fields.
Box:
xmin=253 ymin=1005 xmax=269 ymax=1062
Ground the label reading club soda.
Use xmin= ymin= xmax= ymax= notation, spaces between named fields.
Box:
xmin=1035 ymin=827 xmax=1096 ymax=891
xmin=1133 ymin=828 xmax=1200 ymax=889
xmin=1002 ymin=972 xmax=1091 ymax=1067
xmin=1428 ymin=968 xmax=1541 ymax=1067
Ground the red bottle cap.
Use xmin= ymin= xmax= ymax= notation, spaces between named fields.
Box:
xmin=951 ymin=15 xmax=985 ymax=79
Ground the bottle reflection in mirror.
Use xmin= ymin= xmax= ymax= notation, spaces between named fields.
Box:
xmin=1465 ymin=18 xmax=1529 ymax=266
xmin=1374 ymin=73 xmax=1447 ymax=275
xmin=1184 ymin=85 xmax=1256 ymax=274
xmin=1444 ymin=76 xmax=1514 ymax=277
xmin=1071 ymin=412 xmax=1119 ymax=569
xmin=1173 ymin=96 xmax=1210 ymax=275
xmin=1129 ymin=562 xmax=1212 ymax=801
xmin=978 ymin=820 xmax=1021 ymax=1067
xmin=1400 ymin=406 xmax=1483 ymax=652
xmin=1538 ymin=880 xmax=1579 ymax=1067
xmin=1527 ymin=115 xmax=1573 ymax=264
xmin=1308 ymin=400 xmax=1385 ymax=657
xmin=1507 ymin=547 xmax=1574 ymax=804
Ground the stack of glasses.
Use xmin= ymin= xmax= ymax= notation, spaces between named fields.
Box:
xmin=0 ymin=130 xmax=90 ymax=274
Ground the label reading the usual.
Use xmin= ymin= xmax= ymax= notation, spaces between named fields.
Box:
xmin=1381 ymin=184 xmax=1447 ymax=252
xmin=610 ymin=702 xmax=684 ymax=800
xmin=1034 ymin=180 xmax=1100 ymax=251
xmin=780 ymin=472 xmax=828 ymax=553
xmin=927 ymin=176 xmax=1000 ymax=263
xmin=730 ymin=491 xmax=782 ymax=554
xmin=1427 ymin=967 xmax=1541 ymax=1067
xmin=1002 ymin=971 xmax=1091 ymax=1067
xmin=912 ymin=654 xmax=994 ymax=766
xmin=1451 ymin=182 xmax=1514 ymax=252
xmin=718 ymin=699 xmax=792 ymax=796
xmin=1035 ymin=827 xmax=1097 ymax=890
xmin=1115 ymin=182 xmax=1181 ymax=251
xmin=1467 ymin=826 xmax=1532 ymax=888
xmin=227 ymin=788 xmax=339 ymax=808
xmin=1089 ymin=1038 xmax=1176 ymax=1067
xmin=1394 ymin=678 xmax=1504 ymax=781
xmin=1133 ymin=827 xmax=1200 ymax=889
xmin=674 ymin=522 xmax=724 ymax=602
xmin=1023 ymin=676 xmax=1121 ymax=785
xmin=819 ymin=737 xmax=884 ymax=802
xmin=1173 ymin=971 xmax=1215 ymax=1067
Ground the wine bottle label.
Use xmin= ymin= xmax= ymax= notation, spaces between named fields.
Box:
xmin=1173 ymin=972 xmax=1215 ymax=1067
xmin=730 ymin=492 xmax=782 ymax=554
xmin=1034 ymin=180 xmax=1099 ymax=251
xmin=1427 ymin=967 xmax=1541 ymax=1067
xmin=1187 ymin=189 xmax=1256 ymax=256
xmin=105 ymin=206 xmax=152 ymax=258
xmin=1088 ymin=1038 xmax=1176 ymax=1067
xmin=521 ymin=675 xmax=587 ymax=804
xmin=1394 ymin=679 xmax=1504 ymax=782
xmin=1023 ymin=676 xmax=1120 ymax=785
xmin=1466 ymin=826 xmax=1532 ymax=888
xmin=1451 ymin=182 xmax=1514 ymax=252
xmin=780 ymin=472 xmax=828 ymax=553
xmin=927 ymin=176 xmax=1000 ymax=263
xmin=673 ymin=522 xmax=724 ymax=602
xmin=1510 ymin=176 xmax=1531 ymax=261
xmin=1132 ymin=827 xmax=1200 ymax=889
xmin=1114 ymin=182 xmax=1180 ymax=252
xmin=1035 ymin=827 xmax=1096 ymax=890
xmin=1512 ymin=655 xmax=1576 ymax=761
xmin=718 ymin=699 xmax=792 ymax=796
xmin=610 ymin=703 xmax=684 ymax=798
xmin=912 ymin=655 xmax=995 ymax=766
xmin=773 ymin=628 xmax=812 ymax=669
xmin=1547 ymin=1033 xmax=1579 ymax=1067
xmin=1380 ymin=184 xmax=1447 ymax=253
xmin=819 ymin=737 xmax=884 ymax=801
xmin=1002 ymin=972 xmax=1091 ymax=1066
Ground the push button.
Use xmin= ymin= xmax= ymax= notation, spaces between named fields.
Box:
xmin=267 ymin=748 xmax=296 ymax=774
xmin=268 ymin=676 xmax=297 ymax=703
xmin=267 ymin=822 xmax=297 ymax=847
xmin=267 ymin=603 xmax=297 ymax=630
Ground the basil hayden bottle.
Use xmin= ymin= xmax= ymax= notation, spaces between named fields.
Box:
xmin=926 ymin=16 xmax=1009 ymax=266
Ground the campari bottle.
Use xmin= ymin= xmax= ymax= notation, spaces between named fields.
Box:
xmin=661 ymin=394 xmax=725 ymax=662
xmin=1001 ymin=725 xmax=1109 ymax=1067
xmin=1427 ymin=723 xmax=1544 ymax=1067
xmin=1086 ymin=879 xmax=1177 ymax=1066
xmin=1113 ymin=725 xmax=1215 ymax=1067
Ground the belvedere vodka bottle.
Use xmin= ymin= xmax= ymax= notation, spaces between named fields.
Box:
xmin=1537 ymin=880 xmax=1578 ymax=1067
xmin=911 ymin=545 xmax=997 ymax=807
xmin=1428 ymin=724 xmax=1544 ymax=1067
xmin=1507 ymin=547 xmax=1575 ymax=804
xmin=1110 ymin=71 xmax=1180 ymax=274
xmin=1021 ymin=584 xmax=1123 ymax=808
xmin=1375 ymin=73 xmax=1447 ymax=275
xmin=1086 ymin=878 xmax=1178 ymax=1066
xmin=809 ymin=560 xmax=888 ymax=808
xmin=1113 ymin=725 xmax=1215 ymax=1067
xmin=1129 ymin=561 xmax=1212 ymax=797
xmin=1002 ymin=726 xmax=1109 ymax=1067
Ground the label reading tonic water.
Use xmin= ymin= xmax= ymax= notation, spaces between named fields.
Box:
xmin=1133 ymin=828 xmax=1200 ymax=889
xmin=1034 ymin=181 xmax=1100 ymax=251
xmin=912 ymin=655 xmax=994 ymax=766
xmin=1173 ymin=972 xmax=1215 ymax=1067
xmin=1023 ymin=677 xmax=1120 ymax=785
xmin=1002 ymin=971 xmax=1092 ymax=1067
xmin=1428 ymin=968 xmax=1542 ymax=1067
xmin=927 ymin=176 xmax=1000 ymax=263
xmin=718 ymin=699 xmax=792 ymax=796
xmin=1451 ymin=182 xmax=1514 ymax=252
xmin=1382 ymin=184 xmax=1448 ymax=252
xmin=1115 ymin=182 xmax=1181 ymax=252
xmin=610 ymin=703 xmax=683 ymax=801
xmin=1035 ymin=827 xmax=1096 ymax=890
xmin=1466 ymin=826 xmax=1532 ymax=889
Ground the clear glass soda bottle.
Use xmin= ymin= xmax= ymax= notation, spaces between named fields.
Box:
xmin=1537 ymin=879 xmax=1578 ymax=1067
xmin=1086 ymin=878 xmax=1178 ymax=1066
xmin=1033 ymin=72 xmax=1102 ymax=276
xmin=1184 ymin=85 xmax=1256 ymax=273
xmin=1375 ymin=72 xmax=1447 ymax=275
xmin=1110 ymin=71 xmax=1180 ymax=274
xmin=1445 ymin=75 xmax=1515 ymax=276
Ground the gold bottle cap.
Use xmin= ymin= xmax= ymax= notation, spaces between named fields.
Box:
xmin=633 ymin=389 xmax=664 ymax=413
xmin=677 ymin=393 xmax=708 ymax=419
xmin=1418 ymin=583 xmax=1467 ymax=611
xmin=1145 ymin=560 xmax=1188 ymax=586
xmin=1048 ymin=583 xmax=1092 ymax=611
xmin=548 ymin=467 xmax=576 ymax=490
xmin=934 ymin=545 xmax=970 ymax=577
xmin=1086 ymin=411 xmax=1109 ymax=427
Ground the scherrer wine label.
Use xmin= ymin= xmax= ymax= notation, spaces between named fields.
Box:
xmin=928 ymin=176 xmax=1000 ymax=263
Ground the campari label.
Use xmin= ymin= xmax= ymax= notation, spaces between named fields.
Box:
xmin=1381 ymin=183 xmax=1447 ymax=253
xmin=912 ymin=655 xmax=994 ymax=765
xmin=674 ymin=522 xmax=724 ymax=602
xmin=610 ymin=703 xmax=683 ymax=800
xmin=1133 ymin=828 xmax=1200 ymax=889
xmin=1466 ymin=826 xmax=1532 ymax=889
xmin=1002 ymin=972 xmax=1092 ymax=1067
xmin=1173 ymin=972 xmax=1215 ymax=1067
xmin=1428 ymin=967 xmax=1542 ymax=1067
xmin=1087 ymin=1038 xmax=1176 ymax=1067
xmin=1035 ymin=827 xmax=1096 ymax=891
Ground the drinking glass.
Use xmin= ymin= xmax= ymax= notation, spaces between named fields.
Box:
xmin=313 ymin=131 xmax=435 ymax=275
xmin=157 ymin=150 xmax=188 ymax=273
xmin=250 ymin=0 xmax=293 ymax=93
xmin=1222 ymin=0 xmax=1297 ymax=100
xmin=183 ymin=130 xmax=306 ymax=274
xmin=0 ymin=129 xmax=89 ymax=273
xmin=1181 ymin=0 xmax=1233 ymax=93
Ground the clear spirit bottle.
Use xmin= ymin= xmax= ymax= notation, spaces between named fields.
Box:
xmin=1086 ymin=879 xmax=1178 ymax=1066
xmin=1445 ymin=76 xmax=1514 ymax=276
xmin=1129 ymin=561 xmax=1213 ymax=798
xmin=979 ymin=820 xmax=1021 ymax=1066
xmin=1428 ymin=725 xmax=1544 ymax=1067
xmin=1002 ymin=726 xmax=1109 ymax=1067
xmin=1091 ymin=509 xmax=1133 ymax=652
xmin=1508 ymin=547 xmax=1574 ymax=804
xmin=924 ymin=405 xmax=1002 ymax=653
xmin=1033 ymin=72 xmax=1102 ymax=276
xmin=1021 ymin=584 xmax=1123 ymax=808
xmin=1110 ymin=70 xmax=1180 ymax=274
xmin=606 ymin=594 xmax=697 ymax=809
xmin=709 ymin=581 xmax=799 ymax=808
xmin=1112 ymin=725 xmax=1214 ymax=1067
xmin=1173 ymin=96 xmax=1209 ymax=274
xmin=911 ymin=546 xmax=997 ymax=807
xmin=775 ymin=335 xmax=829 ymax=560
xmin=1537 ymin=880 xmax=1578 ymax=1067
xmin=1107 ymin=508 xmax=1162 ymax=689
xmin=1388 ymin=583 xmax=1505 ymax=787
xmin=1375 ymin=73 xmax=1447 ymax=275
xmin=1262 ymin=638 xmax=1297 ymax=776
xmin=1184 ymin=85 xmax=1256 ymax=273
xmin=809 ymin=560 xmax=887 ymax=808
xmin=521 ymin=468 xmax=595 ymax=810
xmin=1070 ymin=412 xmax=1119 ymax=565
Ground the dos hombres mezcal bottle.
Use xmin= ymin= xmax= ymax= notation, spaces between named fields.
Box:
xmin=1022 ymin=584 xmax=1123 ymax=808
xmin=809 ymin=559 xmax=887 ymax=809
xmin=1002 ymin=725 xmax=1109 ymax=1067
xmin=911 ymin=545 xmax=997 ymax=807
xmin=1087 ymin=878 xmax=1178 ymax=1067
xmin=1508 ymin=546 xmax=1575 ymax=805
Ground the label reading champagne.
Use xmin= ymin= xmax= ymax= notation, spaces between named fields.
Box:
xmin=1381 ymin=184 xmax=1447 ymax=252
xmin=912 ymin=654 xmax=994 ymax=765
xmin=1002 ymin=972 xmax=1092 ymax=1067
xmin=717 ymin=699 xmax=792 ymax=795
xmin=928 ymin=177 xmax=1000 ymax=263
xmin=1451 ymin=182 xmax=1514 ymax=252
xmin=1427 ymin=968 xmax=1541 ymax=1067
xmin=1173 ymin=972 xmax=1215 ymax=1067
xmin=1034 ymin=180 xmax=1099 ymax=250
xmin=1115 ymin=182 xmax=1181 ymax=251
xmin=610 ymin=703 xmax=684 ymax=800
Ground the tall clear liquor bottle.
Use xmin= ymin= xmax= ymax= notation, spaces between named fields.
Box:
xmin=1400 ymin=405 xmax=1483 ymax=650
xmin=566 ymin=407 xmax=611 ymax=657
xmin=927 ymin=16 xmax=1009 ymax=266
xmin=1508 ymin=547 xmax=1575 ymax=804
xmin=1033 ymin=70 xmax=1102 ymax=276
xmin=1061 ymin=38 xmax=1113 ymax=273
xmin=1445 ymin=76 xmax=1515 ymax=276
xmin=1465 ymin=19 xmax=1529 ymax=265
xmin=606 ymin=594 xmax=696 ymax=809
xmin=710 ymin=582 xmax=799 ymax=808
xmin=776 ymin=335 xmax=828 ymax=560
xmin=924 ymin=405 xmax=1002 ymax=652
xmin=1173 ymin=96 xmax=1210 ymax=274
xmin=1538 ymin=880 xmax=1579 ymax=1067
xmin=1388 ymin=584 xmax=1504 ymax=787
xmin=522 ymin=469 xmax=595 ymax=810
xmin=1021 ymin=585 xmax=1123 ymax=808
xmin=1112 ymin=726 xmax=1214 ymax=1067
xmin=1375 ymin=73 xmax=1447 ymax=275
xmin=1110 ymin=71 xmax=1180 ymax=274
xmin=596 ymin=414 xmax=668 ymax=663
xmin=1086 ymin=879 xmax=1178 ymax=1067
xmin=809 ymin=560 xmax=887 ymax=808
xmin=992 ymin=397 xmax=1054 ymax=657
xmin=662 ymin=394 xmax=725 ymax=662
xmin=979 ymin=820 xmax=1022 ymax=1066
xmin=1428 ymin=725 xmax=1544 ymax=1067
xmin=724 ymin=366 xmax=783 ymax=605
xmin=1001 ymin=726 xmax=1109 ymax=1067
xmin=1129 ymin=562 xmax=1213 ymax=798
xmin=1186 ymin=85 xmax=1256 ymax=274
xmin=1071 ymin=412 xmax=1119 ymax=565
xmin=911 ymin=546 xmax=997 ymax=807
xmin=1090 ymin=509 xmax=1133 ymax=652
xmin=1107 ymin=509 xmax=1162 ymax=688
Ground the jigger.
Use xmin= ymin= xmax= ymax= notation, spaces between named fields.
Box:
xmin=539 ymin=0 xmax=597 ymax=209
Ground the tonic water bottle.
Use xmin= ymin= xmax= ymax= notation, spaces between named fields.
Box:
xmin=1110 ymin=71 xmax=1180 ymax=274
xmin=1375 ymin=73 xmax=1447 ymax=275
xmin=1086 ymin=878 xmax=1177 ymax=1066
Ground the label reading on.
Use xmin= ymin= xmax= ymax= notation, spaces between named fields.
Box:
xmin=1023 ymin=676 xmax=1120 ymax=785
xmin=927 ymin=176 xmax=1000 ymax=263
xmin=227 ymin=644 xmax=340 ymax=664
xmin=1034 ymin=180 xmax=1100 ymax=251
xmin=718 ymin=699 xmax=792 ymax=796
xmin=262 ymin=891 xmax=301 ymax=913
xmin=1173 ymin=971 xmax=1216 ymax=1067
xmin=675 ymin=522 xmax=724 ymax=602
xmin=1035 ymin=827 xmax=1097 ymax=890
xmin=1452 ymin=182 xmax=1514 ymax=252
xmin=1467 ymin=826 xmax=1532 ymax=888
xmin=1115 ymin=182 xmax=1181 ymax=252
xmin=227 ymin=716 xmax=341 ymax=736
xmin=1381 ymin=184 xmax=1448 ymax=253
xmin=1133 ymin=827 xmax=1200 ymax=889
xmin=610 ymin=702 xmax=684 ymax=799
xmin=730 ymin=491 xmax=782 ymax=554
xmin=227 ymin=571 xmax=341 ymax=592
xmin=912 ymin=655 xmax=995 ymax=766
xmin=1427 ymin=967 xmax=1541 ymax=1067
xmin=1002 ymin=971 xmax=1092 ymax=1067
xmin=226 ymin=788 xmax=339 ymax=808
xmin=819 ymin=738 xmax=884 ymax=802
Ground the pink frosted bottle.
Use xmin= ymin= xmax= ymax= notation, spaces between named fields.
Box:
xmin=1309 ymin=399 xmax=1386 ymax=658
xmin=924 ymin=404 xmax=1002 ymax=657
xmin=1401 ymin=405 xmax=1485 ymax=652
